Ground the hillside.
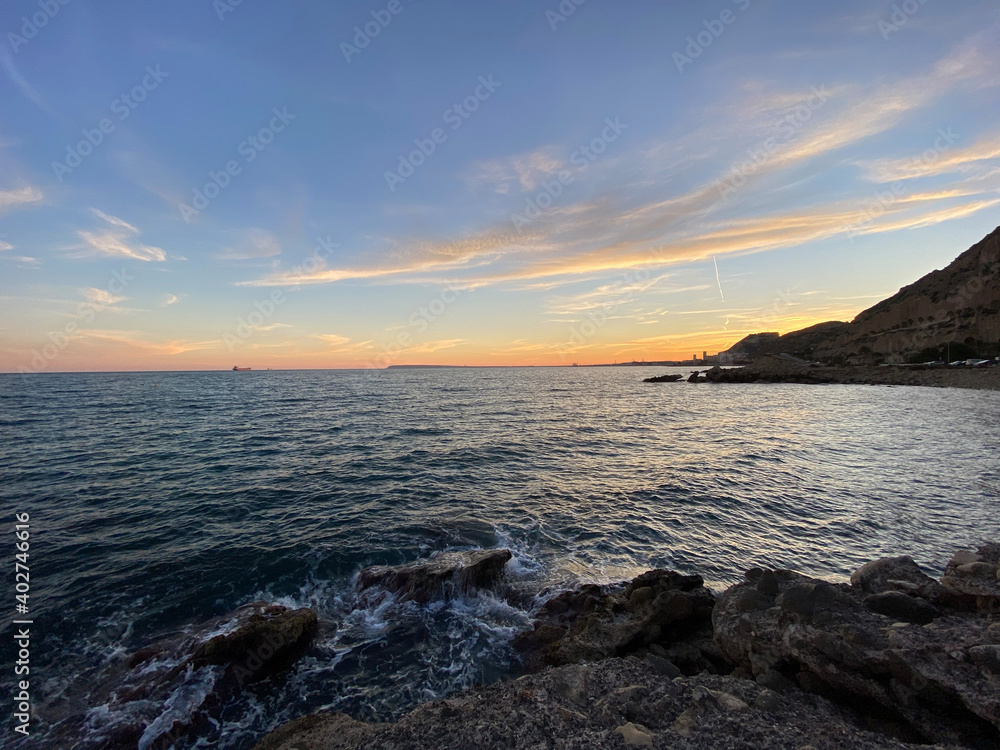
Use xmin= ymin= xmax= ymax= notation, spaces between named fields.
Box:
xmin=724 ymin=226 xmax=1000 ymax=364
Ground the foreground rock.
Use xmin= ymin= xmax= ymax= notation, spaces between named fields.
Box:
xmin=78 ymin=603 xmax=318 ymax=749
xmin=514 ymin=570 xmax=723 ymax=675
xmin=941 ymin=543 xmax=1000 ymax=613
xmin=358 ymin=548 xmax=512 ymax=604
xmin=253 ymin=658 xmax=931 ymax=750
xmin=714 ymin=565 xmax=1000 ymax=747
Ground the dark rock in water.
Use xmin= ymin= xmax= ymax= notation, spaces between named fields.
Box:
xmin=687 ymin=371 xmax=702 ymax=383
xmin=513 ymin=570 xmax=721 ymax=674
xmin=358 ymin=548 xmax=512 ymax=604
xmin=253 ymin=658 xmax=934 ymax=750
xmin=191 ymin=602 xmax=319 ymax=682
xmin=76 ymin=603 xmax=319 ymax=750
xmin=941 ymin=543 xmax=1000 ymax=613
xmin=642 ymin=373 xmax=683 ymax=383
xmin=714 ymin=560 xmax=1000 ymax=748
xmin=704 ymin=365 xmax=725 ymax=382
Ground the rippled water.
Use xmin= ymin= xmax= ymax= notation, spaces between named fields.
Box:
xmin=2 ymin=368 xmax=999 ymax=748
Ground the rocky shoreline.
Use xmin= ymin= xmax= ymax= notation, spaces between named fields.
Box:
xmin=247 ymin=543 xmax=1000 ymax=750
xmin=649 ymin=356 xmax=1000 ymax=390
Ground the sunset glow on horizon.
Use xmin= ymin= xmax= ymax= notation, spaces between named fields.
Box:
xmin=2 ymin=1 xmax=1000 ymax=372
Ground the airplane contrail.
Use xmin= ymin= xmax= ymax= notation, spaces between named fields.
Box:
xmin=713 ymin=256 xmax=725 ymax=302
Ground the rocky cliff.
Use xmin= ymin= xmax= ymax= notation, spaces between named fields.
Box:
xmin=724 ymin=226 xmax=1000 ymax=364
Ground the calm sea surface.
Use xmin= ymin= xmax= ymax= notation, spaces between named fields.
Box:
xmin=2 ymin=368 xmax=999 ymax=748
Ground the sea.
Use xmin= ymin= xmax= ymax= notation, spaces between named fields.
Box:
xmin=2 ymin=367 xmax=999 ymax=749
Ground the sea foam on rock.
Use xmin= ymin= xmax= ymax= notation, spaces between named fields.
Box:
xmin=357 ymin=548 xmax=513 ymax=604
xmin=78 ymin=603 xmax=318 ymax=749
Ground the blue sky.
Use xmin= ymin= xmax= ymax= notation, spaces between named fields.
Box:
xmin=2 ymin=0 xmax=999 ymax=371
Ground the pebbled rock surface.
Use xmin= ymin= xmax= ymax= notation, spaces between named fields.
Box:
xmin=941 ymin=544 xmax=1000 ymax=613
xmin=714 ymin=567 xmax=1000 ymax=748
xmin=357 ymin=548 xmax=512 ymax=604
xmin=513 ymin=570 xmax=723 ymax=675
xmin=251 ymin=658 xmax=939 ymax=750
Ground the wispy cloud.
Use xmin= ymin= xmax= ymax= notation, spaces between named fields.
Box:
xmin=77 ymin=330 xmax=219 ymax=355
xmin=0 ymin=185 xmax=43 ymax=212
xmin=315 ymin=334 xmax=374 ymax=353
xmin=217 ymin=228 xmax=283 ymax=260
xmin=71 ymin=209 xmax=166 ymax=262
xmin=81 ymin=288 xmax=127 ymax=307
xmin=860 ymin=131 xmax=1000 ymax=182
xmin=467 ymin=147 xmax=565 ymax=193
xmin=238 ymin=33 xmax=1000 ymax=300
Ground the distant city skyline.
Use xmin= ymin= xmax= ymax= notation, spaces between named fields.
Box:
xmin=2 ymin=0 xmax=999 ymax=372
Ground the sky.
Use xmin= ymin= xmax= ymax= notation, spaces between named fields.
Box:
xmin=1 ymin=0 xmax=999 ymax=372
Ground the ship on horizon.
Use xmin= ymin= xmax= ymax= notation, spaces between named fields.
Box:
xmin=232 ymin=366 xmax=251 ymax=371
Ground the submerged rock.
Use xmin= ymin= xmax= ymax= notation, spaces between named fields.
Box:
xmin=357 ymin=548 xmax=512 ymax=604
xmin=714 ymin=563 xmax=1000 ymax=748
xmin=252 ymin=658 xmax=933 ymax=750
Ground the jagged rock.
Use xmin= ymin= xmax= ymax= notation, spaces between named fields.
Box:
xmin=714 ymin=566 xmax=1000 ymax=747
xmin=616 ymin=721 xmax=654 ymax=746
xmin=77 ymin=603 xmax=319 ymax=750
xmin=969 ymin=645 xmax=1000 ymax=674
xmin=251 ymin=712 xmax=381 ymax=750
xmin=513 ymin=570 xmax=720 ymax=673
xmin=942 ymin=544 xmax=1000 ymax=613
xmin=851 ymin=556 xmax=943 ymax=597
xmin=863 ymin=591 xmax=939 ymax=624
xmin=357 ymin=548 xmax=512 ymax=604
xmin=191 ymin=602 xmax=319 ymax=681
xmin=253 ymin=659 xmax=932 ymax=749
